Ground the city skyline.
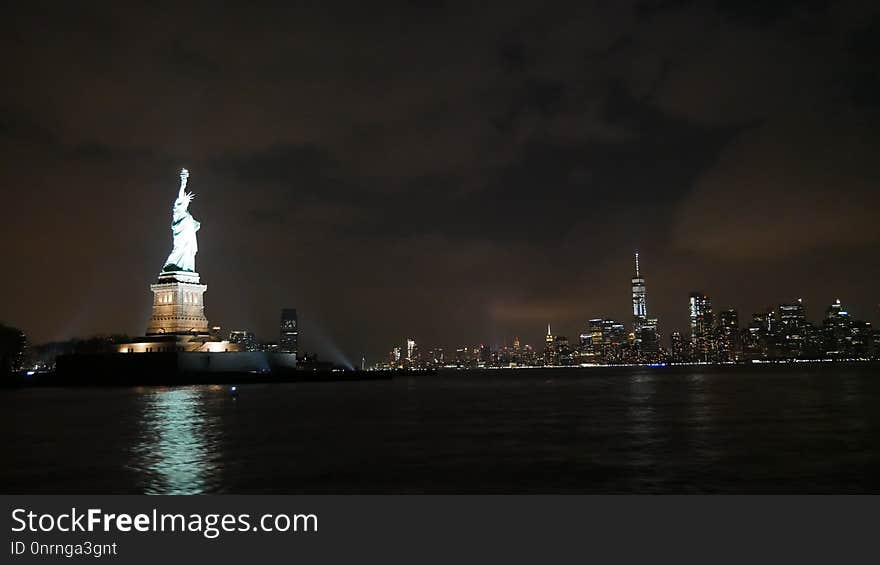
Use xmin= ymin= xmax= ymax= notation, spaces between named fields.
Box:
xmin=1 ymin=2 xmax=879 ymax=364
xmin=373 ymin=259 xmax=877 ymax=368
xmin=3 ymin=238 xmax=879 ymax=365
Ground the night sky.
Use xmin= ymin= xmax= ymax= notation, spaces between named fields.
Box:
xmin=2 ymin=1 xmax=878 ymax=364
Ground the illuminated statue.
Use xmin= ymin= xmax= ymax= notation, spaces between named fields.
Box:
xmin=162 ymin=168 xmax=200 ymax=272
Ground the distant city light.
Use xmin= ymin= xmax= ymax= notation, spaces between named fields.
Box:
xmin=368 ymin=252 xmax=878 ymax=370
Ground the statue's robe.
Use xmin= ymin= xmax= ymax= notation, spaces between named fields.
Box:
xmin=163 ymin=209 xmax=200 ymax=272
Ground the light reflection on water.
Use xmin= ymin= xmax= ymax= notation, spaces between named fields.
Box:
xmin=626 ymin=372 xmax=659 ymax=469
xmin=129 ymin=387 xmax=222 ymax=494
xmin=680 ymin=372 xmax=712 ymax=449
xmin=70 ymin=365 xmax=877 ymax=494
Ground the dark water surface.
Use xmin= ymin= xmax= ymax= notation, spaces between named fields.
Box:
xmin=3 ymin=364 xmax=880 ymax=493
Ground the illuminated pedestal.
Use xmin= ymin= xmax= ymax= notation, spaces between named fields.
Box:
xmin=118 ymin=270 xmax=241 ymax=355
xmin=146 ymin=270 xmax=209 ymax=336
xmin=116 ymin=334 xmax=239 ymax=353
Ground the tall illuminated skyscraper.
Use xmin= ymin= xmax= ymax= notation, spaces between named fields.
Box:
xmin=778 ymin=300 xmax=806 ymax=330
xmin=279 ymin=308 xmax=298 ymax=355
xmin=544 ymin=323 xmax=556 ymax=365
xmin=689 ymin=291 xmax=713 ymax=361
xmin=718 ymin=308 xmax=740 ymax=362
xmin=632 ymin=253 xmax=647 ymax=334
xmin=406 ymin=338 xmax=417 ymax=363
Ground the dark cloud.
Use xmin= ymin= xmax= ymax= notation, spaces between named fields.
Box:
xmin=672 ymin=109 xmax=880 ymax=258
xmin=1 ymin=0 xmax=878 ymax=362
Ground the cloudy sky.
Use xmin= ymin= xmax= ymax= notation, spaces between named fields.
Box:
xmin=1 ymin=1 xmax=878 ymax=363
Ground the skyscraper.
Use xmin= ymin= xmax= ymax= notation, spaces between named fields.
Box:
xmin=588 ymin=319 xmax=603 ymax=350
xmin=0 ymin=323 xmax=26 ymax=373
xmin=406 ymin=338 xmax=417 ymax=365
xmin=718 ymin=308 xmax=740 ymax=362
xmin=554 ymin=335 xmax=572 ymax=365
xmin=637 ymin=317 xmax=660 ymax=361
xmin=596 ymin=318 xmax=628 ymax=364
xmin=744 ymin=310 xmax=771 ymax=360
xmin=778 ymin=300 xmax=806 ymax=330
xmin=279 ymin=308 xmax=298 ymax=355
xmin=544 ymin=323 xmax=556 ymax=365
xmin=228 ymin=330 xmax=258 ymax=352
xmin=689 ymin=291 xmax=713 ymax=361
xmin=823 ymin=299 xmax=852 ymax=357
xmin=631 ymin=252 xmax=647 ymax=334
xmin=670 ymin=331 xmax=685 ymax=363
xmin=777 ymin=299 xmax=808 ymax=358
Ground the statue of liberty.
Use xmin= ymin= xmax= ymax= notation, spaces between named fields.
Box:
xmin=162 ymin=168 xmax=200 ymax=272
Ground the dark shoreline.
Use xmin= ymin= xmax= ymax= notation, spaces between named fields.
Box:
xmin=1 ymin=368 xmax=397 ymax=388
xmin=4 ymin=360 xmax=878 ymax=389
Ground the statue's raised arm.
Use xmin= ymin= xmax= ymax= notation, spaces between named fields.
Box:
xmin=178 ymin=168 xmax=189 ymax=199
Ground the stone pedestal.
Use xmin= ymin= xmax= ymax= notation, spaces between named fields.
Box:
xmin=146 ymin=270 xmax=209 ymax=336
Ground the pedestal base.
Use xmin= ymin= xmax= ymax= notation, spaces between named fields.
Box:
xmin=146 ymin=270 xmax=209 ymax=336
xmin=117 ymin=334 xmax=239 ymax=353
